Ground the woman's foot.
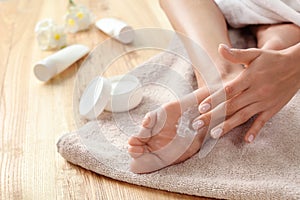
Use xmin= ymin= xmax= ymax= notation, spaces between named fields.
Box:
xmin=128 ymin=89 xmax=209 ymax=174
xmin=128 ymin=50 xmax=244 ymax=174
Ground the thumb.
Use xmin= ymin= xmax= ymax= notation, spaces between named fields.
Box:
xmin=218 ymin=44 xmax=261 ymax=66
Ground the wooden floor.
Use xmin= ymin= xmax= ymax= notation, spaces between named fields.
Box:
xmin=0 ymin=0 xmax=212 ymax=199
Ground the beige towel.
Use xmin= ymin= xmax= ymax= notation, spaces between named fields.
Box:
xmin=57 ymin=32 xmax=300 ymax=199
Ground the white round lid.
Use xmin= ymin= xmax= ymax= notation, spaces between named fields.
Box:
xmin=116 ymin=26 xmax=134 ymax=44
xmin=79 ymin=76 xmax=111 ymax=120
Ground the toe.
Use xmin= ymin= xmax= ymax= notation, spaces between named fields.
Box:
xmin=131 ymin=126 xmax=153 ymax=143
xmin=152 ymin=108 xmax=167 ymax=135
xmin=128 ymin=136 xmax=146 ymax=146
xmin=142 ymin=114 xmax=151 ymax=128
xmin=128 ymin=146 xmax=145 ymax=158
xmin=142 ymin=111 xmax=157 ymax=128
xmin=140 ymin=108 xmax=168 ymax=137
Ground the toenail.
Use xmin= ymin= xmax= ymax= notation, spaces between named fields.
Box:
xmin=199 ymin=103 xmax=211 ymax=113
xmin=210 ymin=127 xmax=222 ymax=139
xmin=192 ymin=120 xmax=204 ymax=130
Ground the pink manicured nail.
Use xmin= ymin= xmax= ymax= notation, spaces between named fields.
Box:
xmin=192 ymin=120 xmax=204 ymax=130
xmin=248 ymin=134 xmax=254 ymax=143
xmin=199 ymin=103 xmax=211 ymax=113
xmin=210 ymin=127 xmax=223 ymax=139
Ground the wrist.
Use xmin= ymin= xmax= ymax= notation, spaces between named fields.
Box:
xmin=282 ymin=43 xmax=300 ymax=89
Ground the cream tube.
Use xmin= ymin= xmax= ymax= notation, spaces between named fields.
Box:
xmin=95 ymin=18 xmax=135 ymax=44
xmin=34 ymin=44 xmax=89 ymax=82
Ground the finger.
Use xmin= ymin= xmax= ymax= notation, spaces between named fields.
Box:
xmin=179 ymin=87 xmax=209 ymax=112
xmin=206 ymin=87 xmax=259 ymax=117
xmin=219 ymin=44 xmax=261 ymax=66
xmin=209 ymin=103 xmax=262 ymax=139
xmin=199 ymin=73 xmax=251 ymax=113
xmin=224 ymin=89 xmax=260 ymax=116
xmin=193 ymin=102 xmax=228 ymax=131
xmin=244 ymin=112 xmax=270 ymax=143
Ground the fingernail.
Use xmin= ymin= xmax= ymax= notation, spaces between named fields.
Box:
xmin=192 ymin=120 xmax=204 ymax=130
xmin=211 ymin=127 xmax=223 ymax=139
xmin=248 ymin=134 xmax=254 ymax=143
xmin=199 ymin=103 xmax=211 ymax=113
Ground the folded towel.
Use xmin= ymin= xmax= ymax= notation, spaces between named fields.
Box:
xmin=57 ymin=33 xmax=300 ymax=199
xmin=215 ymin=0 xmax=300 ymax=27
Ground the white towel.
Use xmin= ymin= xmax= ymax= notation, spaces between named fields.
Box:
xmin=215 ymin=0 xmax=300 ymax=28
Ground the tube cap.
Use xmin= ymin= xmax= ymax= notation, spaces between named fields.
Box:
xmin=95 ymin=18 xmax=134 ymax=44
xmin=34 ymin=60 xmax=57 ymax=82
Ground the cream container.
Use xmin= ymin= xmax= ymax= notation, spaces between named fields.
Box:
xmin=95 ymin=18 xmax=135 ymax=44
xmin=79 ymin=74 xmax=142 ymax=120
xmin=34 ymin=44 xmax=90 ymax=82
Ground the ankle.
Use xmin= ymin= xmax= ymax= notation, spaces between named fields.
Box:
xmin=214 ymin=59 xmax=243 ymax=82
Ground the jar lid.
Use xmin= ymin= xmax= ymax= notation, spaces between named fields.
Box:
xmin=79 ymin=75 xmax=143 ymax=120
xmin=79 ymin=76 xmax=112 ymax=120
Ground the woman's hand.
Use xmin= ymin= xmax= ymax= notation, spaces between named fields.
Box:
xmin=193 ymin=44 xmax=300 ymax=142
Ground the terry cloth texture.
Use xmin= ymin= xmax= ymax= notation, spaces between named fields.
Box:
xmin=57 ymin=32 xmax=300 ymax=199
xmin=215 ymin=0 xmax=300 ymax=28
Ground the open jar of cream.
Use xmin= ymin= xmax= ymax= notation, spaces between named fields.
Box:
xmin=79 ymin=74 xmax=142 ymax=120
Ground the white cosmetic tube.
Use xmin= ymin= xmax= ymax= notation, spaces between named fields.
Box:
xmin=34 ymin=44 xmax=90 ymax=82
xmin=95 ymin=18 xmax=134 ymax=44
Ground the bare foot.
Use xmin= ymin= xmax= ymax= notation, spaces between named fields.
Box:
xmin=128 ymin=89 xmax=208 ymax=173
xmin=128 ymin=59 xmax=244 ymax=174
